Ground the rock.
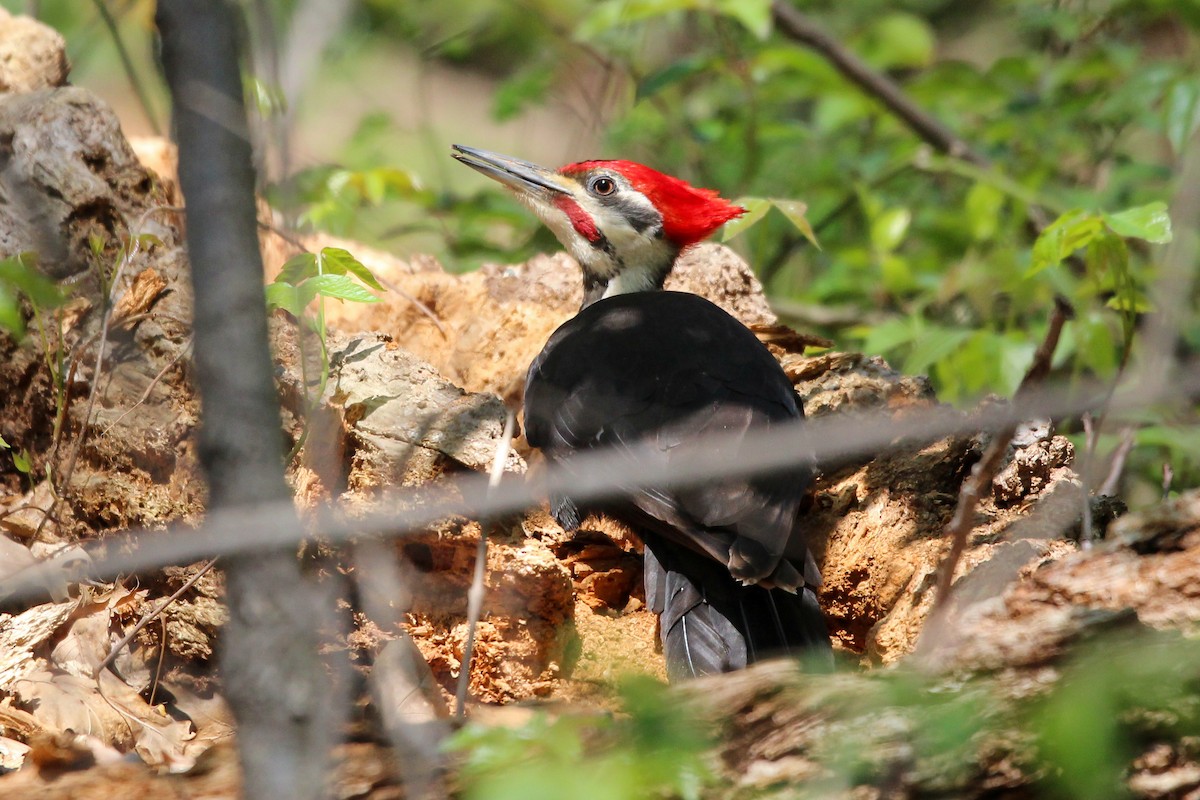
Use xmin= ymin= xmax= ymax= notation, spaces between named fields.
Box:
xmin=0 ymin=87 xmax=158 ymax=278
xmin=0 ymin=10 xmax=69 ymax=94
xmin=0 ymin=82 xmax=199 ymax=537
xmin=298 ymin=331 xmax=525 ymax=489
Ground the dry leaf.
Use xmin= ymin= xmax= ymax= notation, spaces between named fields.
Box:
xmin=164 ymin=682 xmax=235 ymax=766
xmin=749 ymin=322 xmax=834 ymax=352
xmin=10 ymin=667 xmax=195 ymax=769
xmin=112 ymin=267 xmax=167 ymax=327
xmin=95 ymin=670 xmax=195 ymax=770
xmin=50 ymin=611 xmax=112 ymax=680
xmin=0 ymin=734 xmax=31 ymax=770
xmin=0 ymin=600 xmax=77 ymax=687
xmin=55 ymin=296 xmax=91 ymax=335
xmin=11 ymin=668 xmax=132 ymax=747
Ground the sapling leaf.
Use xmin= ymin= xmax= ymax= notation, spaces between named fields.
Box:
xmin=1103 ymin=201 xmax=1172 ymax=244
xmin=772 ymin=199 xmax=820 ymax=249
xmin=265 ymin=281 xmax=305 ymax=317
xmin=317 ymin=247 xmax=385 ymax=291
xmin=722 ymin=197 xmax=771 ymax=240
xmin=303 ymin=274 xmax=381 ymax=304
xmin=276 ymin=253 xmax=318 ymax=285
xmin=1028 ymin=209 xmax=1104 ymax=276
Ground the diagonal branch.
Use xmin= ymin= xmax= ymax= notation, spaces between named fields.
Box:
xmin=927 ymin=296 xmax=1075 ymax=620
xmin=770 ymin=1 xmax=987 ymax=167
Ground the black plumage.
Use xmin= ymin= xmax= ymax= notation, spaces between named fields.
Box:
xmin=524 ymin=291 xmax=832 ymax=679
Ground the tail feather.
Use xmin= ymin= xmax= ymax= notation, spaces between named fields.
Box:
xmin=645 ymin=538 xmax=831 ymax=681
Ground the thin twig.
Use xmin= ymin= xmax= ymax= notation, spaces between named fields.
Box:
xmin=1080 ymin=412 xmax=1097 ymax=547
xmin=1097 ymin=427 xmax=1135 ymax=499
xmin=454 ymin=410 xmax=516 ymax=721
xmin=88 ymin=0 xmax=162 ymax=136
xmin=928 ymin=297 xmax=1074 ymax=616
xmin=148 ymin=615 xmax=168 ymax=707
xmin=99 ymin=340 xmax=193 ymax=438
xmin=94 ymin=558 xmax=218 ymax=678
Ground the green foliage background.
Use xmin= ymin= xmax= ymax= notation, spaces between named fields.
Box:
xmin=13 ymin=0 xmax=1200 ymax=502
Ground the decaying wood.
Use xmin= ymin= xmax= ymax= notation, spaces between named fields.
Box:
xmin=681 ymin=490 xmax=1200 ymax=798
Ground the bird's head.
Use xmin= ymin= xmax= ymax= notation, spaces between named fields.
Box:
xmin=452 ymin=144 xmax=744 ymax=308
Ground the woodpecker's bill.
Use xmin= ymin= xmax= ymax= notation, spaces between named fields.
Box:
xmin=452 ymin=144 xmax=831 ymax=680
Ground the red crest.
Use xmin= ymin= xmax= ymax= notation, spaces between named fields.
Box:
xmin=561 ymin=161 xmax=745 ymax=246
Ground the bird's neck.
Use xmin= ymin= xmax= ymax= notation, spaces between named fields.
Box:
xmin=580 ymin=251 xmax=677 ymax=309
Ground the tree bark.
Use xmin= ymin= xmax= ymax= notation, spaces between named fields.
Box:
xmin=155 ymin=3 xmax=339 ymax=798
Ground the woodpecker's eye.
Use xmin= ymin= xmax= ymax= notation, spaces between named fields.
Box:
xmin=590 ymin=176 xmax=616 ymax=196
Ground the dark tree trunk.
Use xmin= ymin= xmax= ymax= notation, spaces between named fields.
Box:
xmin=155 ymin=2 xmax=340 ymax=798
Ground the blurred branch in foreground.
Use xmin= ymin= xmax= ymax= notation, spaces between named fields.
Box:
xmin=3 ymin=355 xmax=1197 ymax=605
xmin=156 ymin=2 xmax=341 ymax=798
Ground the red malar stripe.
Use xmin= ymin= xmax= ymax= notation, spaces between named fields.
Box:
xmin=553 ymin=195 xmax=601 ymax=243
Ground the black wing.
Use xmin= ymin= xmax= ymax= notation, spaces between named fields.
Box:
xmin=524 ymin=291 xmax=816 ymax=589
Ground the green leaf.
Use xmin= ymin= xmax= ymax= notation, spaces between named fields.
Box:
xmin=358 ymin=168 xmax=420 ymax=204
xmin=1028 ymin=209 xmax=1104 ymax=276
xmin=637 ymin=57 xmax=708 ymax=101
xmin=0 ymin=434 xmax=8 ymax=449
xmin=880 ymin=254 xmax=916 ymax=294
xmin=712 ymin=0 xmax=771 ymax=39
xmin=363 ymin=170 xmax=387 ymax=206
xmin=12 ymin=448 xmax=32 ymax=475
xmin=244 ymin=75 xmax=287 ymax=116
xmin=863 ymin=13 xmax=935 ymax=69
xmin=130 ymin=233 xmax=163 ymax=251
xmin=276 ymin=253 xmax=319 ymax=285
xmin=1105 ymin=292 xmax=1155 ymax=314
xmin=903 ymin=326 xmax=972 ymax=375
xmin=1102 ymin=202 xmax=1172 ymax=244
xmin=964 ymin=182 xmax=1005 ymax=242
xmin=861 ymin=317 xmax=919 ymax=355
xmin=265 ymin=281 xmax=305 ymax=317
xmin=0 ymin=283 xmax=24 ymax=337
xmin=302 ymin=274 xmax=381 ymax=304
xmin=576 ymin=0 xmax=695 ymax=39
xmin=0 ymin=253 xmax=65 ymax=309
xmin=1164 ymin=79 xmax=1200 ymax=156
xmin=1084 ymin=232 xmax=1129 ymax=283
xmin=316 ymin=247 xmax=385 ymax=291
xmin=870 ymin=207 xmax=912 ymax=253
xmin=721 ymin=197 xmax=771 ymax=240
xmin=771 ymin=199 xmax=820 ymax=249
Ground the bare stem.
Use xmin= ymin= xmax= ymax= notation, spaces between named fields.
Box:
xmin=94 ymin=558 xmax=218 ymax=678
xmin=454 ymin=410 xmax=516 ymax=721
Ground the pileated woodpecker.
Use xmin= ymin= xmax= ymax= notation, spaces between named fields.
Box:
xmin=452 ymin=144 xmax=831 ymax=680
